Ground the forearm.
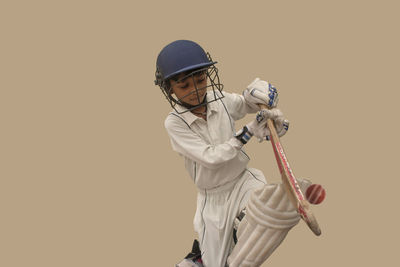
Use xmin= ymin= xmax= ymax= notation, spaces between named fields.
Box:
xmin=171 ymin=136 xmax=244 ymax=170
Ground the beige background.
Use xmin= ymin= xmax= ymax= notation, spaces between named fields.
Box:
xmin=1 ymin=0 xmax=399 ymax=266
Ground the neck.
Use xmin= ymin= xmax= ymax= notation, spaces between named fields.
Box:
xmin=191 ymin=105 xmax=207 ymax=120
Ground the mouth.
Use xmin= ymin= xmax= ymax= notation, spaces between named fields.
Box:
xmin=189 ymin=96 xmax=205 ymax=102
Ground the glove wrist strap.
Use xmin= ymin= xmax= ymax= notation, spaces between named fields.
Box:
xmin=235 ymin=126 xmax=253 ymax=144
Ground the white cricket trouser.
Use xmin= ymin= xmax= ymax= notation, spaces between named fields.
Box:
xmin=193 ymin=168 xmax=266 ymax=267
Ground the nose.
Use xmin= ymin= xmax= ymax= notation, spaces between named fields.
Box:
xmin=187 ymin=81 xmax=204 ymax=96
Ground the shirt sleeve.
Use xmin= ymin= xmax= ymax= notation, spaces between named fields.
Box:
xmin=222 ymin=91 xmax=258 ymax=121
xmin=164 ymin=114 xmax=243 ymax=170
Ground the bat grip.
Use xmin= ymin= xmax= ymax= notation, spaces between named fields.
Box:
xmin=258 ymin=104 xmax=279 ymax=141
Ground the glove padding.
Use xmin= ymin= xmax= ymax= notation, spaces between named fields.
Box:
xmin=243 ymin=78 xmax=279 ymax=110
xmin=246 ymin=108 xmax=289 ymax=142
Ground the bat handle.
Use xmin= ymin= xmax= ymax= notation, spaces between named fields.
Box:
xmin=258 ymin=104 xmax=279 ymax=142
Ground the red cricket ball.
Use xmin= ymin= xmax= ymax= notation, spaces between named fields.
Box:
xmin=305 ymin=184 xmax=326 ymax=205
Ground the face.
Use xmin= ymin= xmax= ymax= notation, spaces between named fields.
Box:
xmin=169 ymin=70 xmax=208 ymax=106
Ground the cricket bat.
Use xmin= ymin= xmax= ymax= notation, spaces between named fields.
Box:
xmin=260 ymin=104 xmax=321 ymax=236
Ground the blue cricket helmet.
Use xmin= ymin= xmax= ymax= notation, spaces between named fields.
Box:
xmin=156 ymin=40 xmax=217 ymax=81
xmin=154 ymin=40 xmax=224 ymax=114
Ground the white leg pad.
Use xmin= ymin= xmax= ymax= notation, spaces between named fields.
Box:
xmin=227 ymin=179 xmax=311 ymax=267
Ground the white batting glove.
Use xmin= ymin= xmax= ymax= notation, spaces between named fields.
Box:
xmin=243 ymin=78 xmax=279 ymax=110
xmin=235 ymin=109 xmax=287 ymax=144
xmin=258 ymin=108 xmax=289 ymax=141
xmin=234 ymin=110 xmax=268 ymax=145
xmin=236 ymin=109 xmax=289 ymax=143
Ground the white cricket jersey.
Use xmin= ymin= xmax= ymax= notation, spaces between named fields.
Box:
xmin=165 ymin=91 xmax=267 ymax=267
xmin=164 ymin=91 xmax=257 ymax=190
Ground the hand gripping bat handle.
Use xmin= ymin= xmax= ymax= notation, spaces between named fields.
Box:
xmin=259 ymin=104 xmax=321 ymax=236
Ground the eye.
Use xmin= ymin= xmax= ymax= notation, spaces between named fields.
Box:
xmin=196 ymin=77 xmax=206 ymax=83
xmin=180 ymin=83 xmax=189 ymax=89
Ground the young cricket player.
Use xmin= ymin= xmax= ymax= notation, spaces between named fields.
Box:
xmin=155 ymin=40 xmax=312 ymax=267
